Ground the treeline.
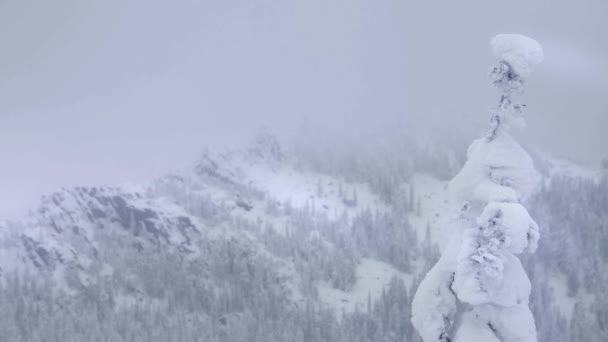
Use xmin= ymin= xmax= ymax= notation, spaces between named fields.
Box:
xmin=526 ymin=175 xmax=608 ymax=342
xmin=0 ymin=271 xmax=415 ymax=342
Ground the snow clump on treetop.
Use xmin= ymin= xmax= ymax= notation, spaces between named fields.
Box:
xmin=491 ymin=34 xmax=544 ymax=79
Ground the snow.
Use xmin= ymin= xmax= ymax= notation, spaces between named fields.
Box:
xmin=0 ymin=244 xmax=19 ymax=277
xmin=476 ymin=202 xmax=539 ymax=254
xmin=190 ymin=147 xmax=388 ymax=238
xmin=411 ymin=253 xmax=458 ymax=342
xmin=413 ymin=35 xmax=543 ymax=342
xmin=491 ymin=34 xmax=544 ymax=79
xmin=545 ymin=155 xmax=601 ymax=181
xmin=454 ymin=310 xmax=501 ymax=342
xmin=244 ymin=163 xmax=386 ymax=220
xmin=100 ymin=263 xmax=114 ymax=277
xmin=446 ymin=133 xmax=540 ymax=322
xmin=407 ymin=174 xmax=453 ymax=249
xmin=0 ymin=223 xmax=19 ymax=277
xmin=482 ymin=304 xmax=538 ymax=342
xmin=0 ymin=128 xmax=598 ymax=342
xmin=548 ymin=274 xmax=577 ymax=319
xmin=317 ymin=258 xmax=413 ymax=314
xmin=454 ymin=304 xmax=537 ymax=342
xmin=449 ymin=133 xmax=541 ymax=203
xmin=547 ymin=274 xmax=595 ymax=321
xmin=454 ymin=249 xmax=531 ymax=307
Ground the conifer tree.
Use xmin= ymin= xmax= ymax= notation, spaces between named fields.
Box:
xmin=412 ymin=34 xmax=544 ymax=342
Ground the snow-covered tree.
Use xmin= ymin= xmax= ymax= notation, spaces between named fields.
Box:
xmin=412 ymin=34 xmax=544 ymax=342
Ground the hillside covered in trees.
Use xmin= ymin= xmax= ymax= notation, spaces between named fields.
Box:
xmin=0 ymin=133 xmax=606 ymax=342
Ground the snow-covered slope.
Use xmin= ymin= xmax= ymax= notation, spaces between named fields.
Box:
xmin=318 ymin=258 xmax=414 ymax=314
xmin=0 ymin=134 xmax=604 ymax=342
xmin=0 ymin=134 xmax=396 ymax=313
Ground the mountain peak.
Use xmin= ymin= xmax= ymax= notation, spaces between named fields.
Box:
xmin=247 ymin=132 xmax=284 ymax=164
xmin=193 ymin=132 xmax=285 ymax=184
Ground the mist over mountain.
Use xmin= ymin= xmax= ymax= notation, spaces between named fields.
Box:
xmin=2 ymin=0 xmax=608 ymax=219
xmin=0 ymin=133 xmax=606 ymax=341
xmin=2 ymin=1 xmax=608 ymax=341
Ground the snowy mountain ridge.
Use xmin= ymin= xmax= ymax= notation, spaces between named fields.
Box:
xmin=0 ymin=135 xmax=395 ymax=310
xmin=0 ymin=134 xmax=605 ymax=342
xmin=0 ymin=134 xmax=598 ymax=292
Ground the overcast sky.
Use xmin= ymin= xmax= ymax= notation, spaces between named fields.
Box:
xmin=1 ymin=0 xmax=607 ymax=219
